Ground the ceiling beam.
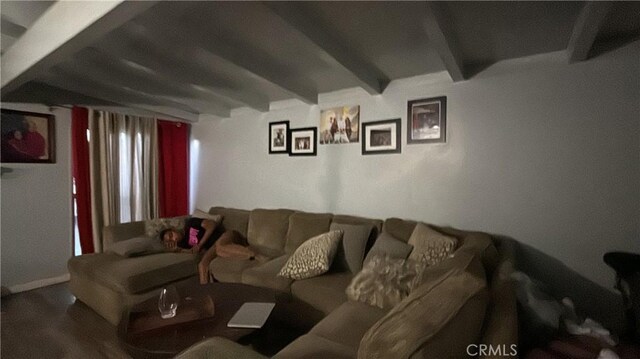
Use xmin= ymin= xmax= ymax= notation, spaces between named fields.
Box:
xmin=1 ymin=81 xmax=120 ymax=107
xmin=264 ymin=2 xmax=389 ymax=95
xmin=567 ymin=2 xmax=613 ymax=63
xmin=40 ymin=69 xmax=201 ymax=122
xmin=423 ymin=2 xmax=466 ymax=82
xmin=1 ymin=0 xmax=157 ymax=95
xmin=136 ymin=18 xmax=318 ymax=104
xmin=66 ymin=48 xmax=235 ymax=117
xmin=0 ymin=15 xmax=27 ymax=38
xmin=99 ymin=27 xmax=271 ymax=112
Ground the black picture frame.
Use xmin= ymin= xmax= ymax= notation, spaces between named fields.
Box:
xmin=1 ymin=109 xmax=56 ymax=163
xmin=269 ymin=120 xmax=290 ymax=154
xmin=289 ymin=127 xmax=317 ymax=156
xmin=362 ymin=118 xmax=401 ymax=155
xmin=407 ymin=96 xmax=446 ymax=144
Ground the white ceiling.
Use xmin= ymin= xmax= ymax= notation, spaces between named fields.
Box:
xmin=1 ymin=1 xmax=639 ymax=122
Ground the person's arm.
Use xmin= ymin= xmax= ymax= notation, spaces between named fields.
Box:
xmin=192 ymin=219 xmax=217 ymax=253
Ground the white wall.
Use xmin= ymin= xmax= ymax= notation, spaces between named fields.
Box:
xmin=1 ymin=103 xmax=72 ymax=291
xmin=192 ymin=42 xmax=639 ymax=290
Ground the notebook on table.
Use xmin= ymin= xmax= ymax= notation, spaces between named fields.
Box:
xmin=227 ymin=302 xmax=276 ymax=329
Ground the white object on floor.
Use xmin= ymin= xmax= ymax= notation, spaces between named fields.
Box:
xmin=597 ymin=348 xmax=620 ymax=359
xmin=227 ymin=302 xmax=276 ymax=329
xmin=562 ymin=297 xmax=617 ymax=346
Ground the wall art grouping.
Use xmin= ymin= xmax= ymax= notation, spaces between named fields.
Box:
xmin=268 ymin=96 xmax=446 ymax=157
xmin=1 ymin=109 xmax=56 ymax=163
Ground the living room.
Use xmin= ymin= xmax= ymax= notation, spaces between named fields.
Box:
xmin=1 ymin=1 xmax=639 ymax=358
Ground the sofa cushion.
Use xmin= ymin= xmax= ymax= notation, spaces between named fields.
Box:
xmin=242 ymin=255 xmax=293 ymax=292
xmin=381 ymin=217 xmax=417 ymax=243
xmin=290 ymin=272 xmax=354 ymax=315
xmin=210 ymin=257 xmax=260 ymax=283
xmin=279 ymin=230 xmax=343 ymax=280
xmin=209 ymin=207 xmax=250 ymax=237
xmin=332 ymin=214 xmax=382 ymax=235
xmin=284 ymin=212 xmax=333 ymax=254
xmin=68 ymin=252 xmax=197 ymax=294
xmin=330 ymin=222 xmax=373 ymax=273
xmin=346 ymin=254 xmax=426 ymax=310
xmin=358 ymin=251 xmax=488 ymax=359
xmin=407 ymin=222 xmax=458 ymax=266
xmin=106 ymin=236 xmax=165 ymax=257
xmin=309 ymin=301 xmax=387 ymax=349
xmin=363 ymin=232 xmax=413 ymax=264
xmin=273 ymin=334 xmax=356 ymax=359
xmin=176 ymin=337 xmax=268 ymax=359
xmin=247 ymin=209 xmax=294 ymax=257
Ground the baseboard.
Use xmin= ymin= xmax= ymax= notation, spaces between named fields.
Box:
xmin=7 ymin=273 xmax=70 ymax=294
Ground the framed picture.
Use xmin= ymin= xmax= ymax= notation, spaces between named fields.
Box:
xmin=407 ymin=96 xmax=446 ymax=144
xmin=362 ymin=118 xmax=401 ymax=155
xmin=289 ymin=127 xmax=317 ymax=156
xmin=1 ymin=109 xmax=56 ymax=163
xmin=269 ymin=120 xmax=289 ymax=154
xmin=319 ymin=105 xmax=360 ymax=144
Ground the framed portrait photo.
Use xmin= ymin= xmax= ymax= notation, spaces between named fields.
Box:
xmin=1 ymin=109 xmax=56 ymax=163
xmin=319 ymin=105 xmax=360 ymax=144
xmin=289 ymin=127 xmax=317 ymax=156
xmin=362 ymin=118 xmax=401 ymax=155
xmin=407 ymin=96 xmax=446 ymax=144
xmin=269 ymin=120 xmax=289 ymax=154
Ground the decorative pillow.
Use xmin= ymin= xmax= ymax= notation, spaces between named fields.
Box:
xmin=330 ymin=222 xmax=373 ymax=273
xmin=346 ymin=254 xmax=427 ymax=310
xmin=358 ymin=252 xmax=488 ymax=359
xmin=407 ymin=223 xmax=457 ymax=266
xmin=364 ymin=232 xmax=413 ymax=264
xmin=145 ymin=217 xmax=187 ymax=238
xmin=107 ymin=236 xmax=166 ymax=257
xmin=278 ymin=230 xmax=343 ymax=280
xmin=191 ymin=209 xmax=223 ymax=224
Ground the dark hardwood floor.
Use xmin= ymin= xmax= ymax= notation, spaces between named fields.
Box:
xmin=1 ymin=282 xmax=131 ymax=358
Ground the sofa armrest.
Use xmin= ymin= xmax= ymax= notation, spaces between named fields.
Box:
xmin=103 ymin=220 xmax=146 ymax=249
xmin=175 ymin=337 xmax=268 ymax=359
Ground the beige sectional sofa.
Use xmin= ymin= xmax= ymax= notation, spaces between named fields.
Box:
xmin=67 ymin=206 xmax=518 ymax=358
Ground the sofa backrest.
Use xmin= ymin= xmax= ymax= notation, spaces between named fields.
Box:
xmin=381 ymin=217 xmax=417 ymax=243
xmin=103 ymin=221 xmax=146 ymax=249
xmin=209 ymin=207 xmax=251 ymax=237
xmin=247 ymin=208 xmax=294 ymax=257
xmin=284 ymin=211 xmax=333 ymax=254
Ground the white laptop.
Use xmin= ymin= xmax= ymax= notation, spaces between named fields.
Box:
xmin=227 ymin=302 xmax=276 ymax=329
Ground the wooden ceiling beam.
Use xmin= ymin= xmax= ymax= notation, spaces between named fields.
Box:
xmin=264 ymin=2 xmax=389 ymax=95
xmin=40 ymin=69 xmax=201 ymax=122
xmin=423 ymin=2 xmax=466 ymax=82
xmin=1 ymin=1 xmax=157 ymax=95
xmin=567 ymin=2 xmax=613 ymax=63
xmin=104 ymin=25 xmax=270 ymax=112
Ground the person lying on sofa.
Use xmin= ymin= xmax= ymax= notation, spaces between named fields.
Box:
xmin=160 ymin=220 xmax=259 ymax=284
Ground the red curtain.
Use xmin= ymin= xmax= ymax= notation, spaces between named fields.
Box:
xmin=157 ymin=120 xmax=190 ymax=217
xmin=71 ymin=106 xmax=95 ymax=254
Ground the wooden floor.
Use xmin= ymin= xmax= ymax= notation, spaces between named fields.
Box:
xmin=1 ymin=282 xmax=132 ymax=359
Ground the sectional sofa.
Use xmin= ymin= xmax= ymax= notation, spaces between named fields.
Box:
xmin=67 ymin=206 xmax=518 ymax=358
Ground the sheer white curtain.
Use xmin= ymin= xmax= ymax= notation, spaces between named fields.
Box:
xmin=88 ymin=110 xmax=158 ymax=252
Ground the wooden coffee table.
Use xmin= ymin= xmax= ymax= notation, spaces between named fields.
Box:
xmin=118 ymin=280 xmax=300 ymax=358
